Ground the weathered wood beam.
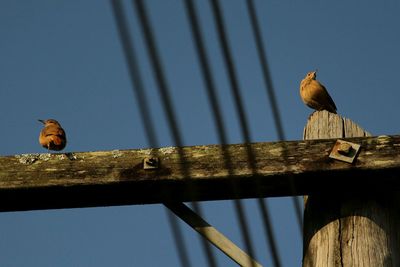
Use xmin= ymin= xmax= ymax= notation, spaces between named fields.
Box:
xmin=0 ymin=135 xmax=400 ymax=212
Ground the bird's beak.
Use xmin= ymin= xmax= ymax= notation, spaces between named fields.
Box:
xmin=38 ymin=119 xmax=45 ymax=124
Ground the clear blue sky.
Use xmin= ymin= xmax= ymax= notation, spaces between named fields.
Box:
xmin=1 ymin=0 xmax=399 ymax=266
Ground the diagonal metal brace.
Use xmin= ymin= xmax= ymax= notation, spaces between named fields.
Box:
xmin=164 ymin=202 xmax=263 ymax=267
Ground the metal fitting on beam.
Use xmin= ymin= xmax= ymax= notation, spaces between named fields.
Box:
xmin=329 ymin=140 xmax=361 ymax=163
xmin=143 ymin=157 xmax=159 ymax=170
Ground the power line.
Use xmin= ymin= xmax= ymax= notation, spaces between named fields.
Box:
xmin=109 ymin=0 xmax=157 ymax=148
xmin=132 ymin=1 xmax=218 ymax=266
xmin=245 ymin=0 xmax=303 ymax=235
xmin=184 ymin=2 xmax=280 ymax=266
xmin=208 ymin=0 xmax=264 ymax=265
xmin=111 ymin=0 xmax=301 ymax=266
xmin=109 ymin=1 xmax=191 ymax=266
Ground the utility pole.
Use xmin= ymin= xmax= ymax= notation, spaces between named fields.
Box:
xmin=1 ymin=121 xmax=400 ymax=266
xmin=303 ymin=110 xmax=400 ymax=267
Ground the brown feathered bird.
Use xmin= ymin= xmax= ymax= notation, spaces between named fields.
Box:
xmin=38 ymin=119 xmax=67 ymax=151
xmin=300 ymin=70 xmax=337 ymax=113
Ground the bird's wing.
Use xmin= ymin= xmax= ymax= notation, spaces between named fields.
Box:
xmin=45 ymin=127 xmax=65 ymax=137
xmin=312 ymin=81 xmax=337 ymax=111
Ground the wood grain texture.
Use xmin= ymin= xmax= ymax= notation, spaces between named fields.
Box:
xmin=0 ymin=117 xmax=399 ymax=211
xmin=303 ymin=110 xmax=400 ymax=267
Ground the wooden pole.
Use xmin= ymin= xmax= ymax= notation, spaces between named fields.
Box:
xmin=302 ymin=110 xmax=400 ymax=267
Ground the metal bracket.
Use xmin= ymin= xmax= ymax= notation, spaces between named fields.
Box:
xmin=143 ymin=157 xmax=159 ymax=170
xmin=329 ymin=139 xmax=361 ymax=163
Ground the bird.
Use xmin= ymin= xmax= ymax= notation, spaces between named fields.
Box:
xmin=38 ymin=119 xmax=67 ymax=151
xmin=300 ymin=70 xmax=337 ymax=113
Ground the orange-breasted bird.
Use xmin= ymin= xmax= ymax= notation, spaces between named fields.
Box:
xmin=300 ymin=70 xmax=337 ymax=113
xmin=38 ymin=119 xmax=67 ymax=151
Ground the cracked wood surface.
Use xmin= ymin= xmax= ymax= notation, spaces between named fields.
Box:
xmin=303 ymin=111 xmax=400 ymax=267
xmin=0 ymin=111 xmax=400 ymax=212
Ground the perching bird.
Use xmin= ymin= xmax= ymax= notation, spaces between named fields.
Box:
xmin=300 ymin=70 xmax=337 ymax=113
xmin=38 ymin=119 xmax=67 ymax=151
